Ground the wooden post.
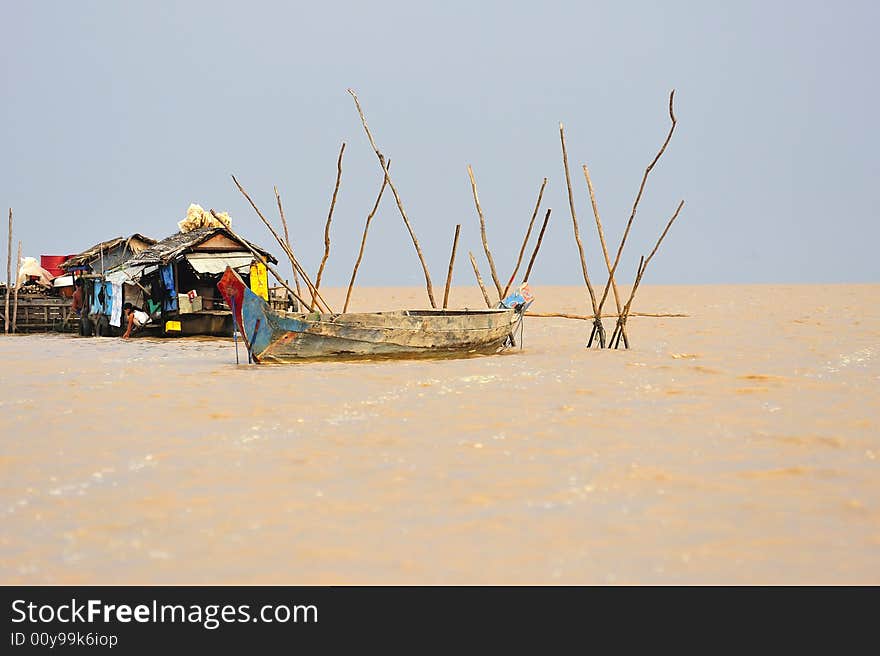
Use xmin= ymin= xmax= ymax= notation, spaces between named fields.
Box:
xmin=12 ymin=241 xmax=21 ymax=333
xmin=347 ymin=89 xmax=436 ymax=308
xmin=468 ymin=251 xmax=492 ymax=308
xmin=5 ymin=208 xmax=11 ymax=334
xmin=560 ymin=124 xmax=604 ymax=347
xmin=344 ymin=160 xmax=391 ymax=313
xmin=609 ymin=257 xmax=645 ymax=348
xmin=228 ymin=178 xmax=333 ymax=313
xmin=582 ymin=163 xmax=628 ymax=349
xmin=503 ymin=177 xmax=547 ymax=298
xmin=610 ymin=200 xmax=685 ymax=348
xmin=274 ymin=186 xmax=302 ymax=300
xmin=466 ymin=165 xmax=503 ymax=299
xmin=523 ymin=208 xmax=552 ymax=284
xmin=596 ymin=90 xmax=677 ymax=319
xmin=442 ymin=224 xmax=461 ymax=309
xmin=313 ymin=141 xmax=346 ymax=310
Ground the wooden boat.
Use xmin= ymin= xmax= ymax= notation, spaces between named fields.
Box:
xmin=217 ymin=267 xmax=531 ymax=363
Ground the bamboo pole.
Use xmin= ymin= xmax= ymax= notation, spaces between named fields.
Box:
xmin=597 ymin=90 xmax=677 ymax=318
xmin=229 ymin=176 xmax=333 ymax=313
xmin=610 ymin=257 xmax=645 ymax=348
xmin=12 ymin=241 xmax=21 ymax=333
xmin=442 ymin=224 xmax=461 ymax=309
xmin=527 ymin=311 xmax=688 ymax=320
xmin=466 ymin=165 xmax=503 ymax=299
xmin=560 ymin=124 xmax=604 ymax=346
xmin=610 ymin=200 xmax=685 ymax=348
xmin=583 ymin=163 xmax=628 ymax=349
xmin=468 ymin=251 xmax=492 ymax=308
xmin=274 ymin=185 xmax=302 ymax=300
xmin=216 ymin=214 xmax=313 ymax=311
xmin=523 ymin=208 xmax=552 ymax=284
xmin=313 ymin=141 xmax=346 ymax=310
xmin=503 ymin=177 xmax=547 ymax=298
xmin=5 ymin=208 xmax=11 ymax=334
xmin=347 ymin=88 xmax=436 ymax=308
xmin=343 ymin=160 xmax=391 ymax=313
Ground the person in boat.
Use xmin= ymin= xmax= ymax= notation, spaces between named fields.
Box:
xmin=71 ymin=277 xmax=84 ymax=316
xmin=122 ymin=302 xmax=150 ymax=339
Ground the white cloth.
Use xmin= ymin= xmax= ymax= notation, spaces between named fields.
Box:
xmin=110 ymin=282 xmax=123 ymax=327
xmin=133 ymin=310 xmax=150 ymax=327
xmin=16 ymin=257 xmax=54 ymax=288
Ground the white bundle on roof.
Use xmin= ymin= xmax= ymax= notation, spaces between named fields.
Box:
xmin=17 ymin=257 xmax=54 ymax=288
xmin=178 ymin=204 xmax=232 ymax=233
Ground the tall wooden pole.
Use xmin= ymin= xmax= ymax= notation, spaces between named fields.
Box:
xmin=12 ymin=241 xmax=21 ymax=333
xmin=609 ymin=200 xmax=685 ymax=348
xmin=468 ymin=251 xmax=493 ymax=309
xmin=274 ymin=186 xmax=302 ymax=300
xmin=347 ymin=89 xmax=436 ymax=308
xmin=466 ymin=165 xmax=503 ymax=299
xmin=5 ymin=208 xmax=11 ymax=334
xmin=523 ymin=208 xmax=552 ymax=284
xmin=610 ymin=257 xmax=645 ymax=348
xmin=583 ymin=163 xmax=628 ymax=348
xmin=313 ymin=141 xmax=346 ymax=310
xmin=442 ymin=224 xmax=461 ymax=309
xmin=597 ymin=90 xmax=677 ymax=319
xmin=503 ymin=177 xmax=547 ymax=298
xmin=344 ymin=160 xmax=391 ymax=313
xmin=560 ymin=124 xmax=604 ymax=346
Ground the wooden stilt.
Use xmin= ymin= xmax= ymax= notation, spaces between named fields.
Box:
xmin=12 ymin=241 xmax=21 ymax=333
xmin=611 ymin=200 xmax=685 ymax=347
xmin=4 ymin=208 xmax=11 ymax=334
xmin=596 ymin=90 xmax=677 ymax=322
xmin=523 ymin=209 xmax=552 ymax=284
xmin=348 ymin=89 xmax=436 ymax=308
xmin=442 ymin=224 xmax=461 ymax=309
xmin=344 ymin=160 xmax=391 ymax=313
xmin=560 ymin=125 xmax=604 ymax=347
xmin=313 ymin=142 xmax=346 ymax=310
xmin=503 ymin=177 xmax=547 ymax=298
xmin=274 ymin=186 xmax=302 ymax=300
xmin=468 ymin=251 xmax=492 ymax=308
xmin=583 ymin=164 xmax=628 ymax=348
xmin=466 ymin=165 xmax=503 ymax=299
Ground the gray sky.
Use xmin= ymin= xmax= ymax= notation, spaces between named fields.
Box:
xmin=3 ymin=0 xmax=878 ymax=288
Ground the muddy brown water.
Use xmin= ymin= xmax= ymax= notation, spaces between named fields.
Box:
xmin=1 ymin=284 xmax=878 ymax=583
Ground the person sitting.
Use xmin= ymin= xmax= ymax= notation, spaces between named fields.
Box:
xmin=122 ymin=302 xmax=150 ymax=339
xmin=71 ymin=278 xmax=84 ymax=316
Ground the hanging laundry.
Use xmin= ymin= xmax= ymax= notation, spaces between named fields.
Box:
xmin=161 ymin=264 xmax=178 ymax=311
xmin=110 ymin=282 xmax=123 ymax=327
xmin=103 ymin=282 xmax=114 ymax=315
xmin=249 ymin=261 xmax=269 ymax=301
xmin=90 ymin=283 xmax=104 ymax=315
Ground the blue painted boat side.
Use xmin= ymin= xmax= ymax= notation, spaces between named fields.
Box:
xmin=240 ymin=285 xmax=274 ymax=359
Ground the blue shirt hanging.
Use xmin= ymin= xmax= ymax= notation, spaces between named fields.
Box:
xmin=161 ymin=264 xmax=178 ymax=311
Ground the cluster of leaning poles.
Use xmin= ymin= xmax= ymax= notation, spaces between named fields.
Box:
xmin=201 ymin=88 xmax=685 ymax=352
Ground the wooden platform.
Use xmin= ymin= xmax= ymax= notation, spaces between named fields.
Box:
xmin=0 ymin=293 xmax=78 ymax=333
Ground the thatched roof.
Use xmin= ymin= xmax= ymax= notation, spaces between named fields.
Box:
xmin=62 ymin=234 xmax=156 ymax=269
xmin=125 ymin=227 xmax=277 ymax=266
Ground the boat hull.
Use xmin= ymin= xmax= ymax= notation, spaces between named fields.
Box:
xmin=218 ymin=268 xmax=522 ymax=363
